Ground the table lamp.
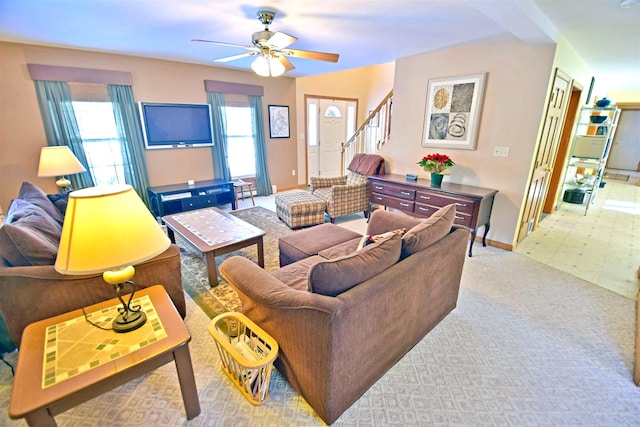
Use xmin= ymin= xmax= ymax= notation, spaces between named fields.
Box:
xmin=37 ymin=146 xmax=86 ymax=192
xmin=55 ymin=185 xmax=170 ymax=332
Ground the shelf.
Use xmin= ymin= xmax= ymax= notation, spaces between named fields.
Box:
xmin=562 ymin=105 xmax=620 ymax=215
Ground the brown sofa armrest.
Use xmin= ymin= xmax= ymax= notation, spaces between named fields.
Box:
xmin=219 ymin=256 xmax=339 ymax=312
xmin=310 ymin=175 xmax=347 ymax=191
xmin=0 ymin=244 xmax=184 ymax=347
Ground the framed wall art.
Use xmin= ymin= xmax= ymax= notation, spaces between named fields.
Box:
xmin=268 ymin=105 xmax=290 ymax=138
xmin=421 ymin=72 xmax=487 ymax=150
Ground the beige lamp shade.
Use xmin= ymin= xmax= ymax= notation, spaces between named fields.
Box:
xmin=37 ymin=146 xmax=86 ymax=177
xmin=55 ymin=185 xmax=170 ymax=275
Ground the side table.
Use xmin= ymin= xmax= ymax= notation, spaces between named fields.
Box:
xmin=233 ymin=180 xmax=255 ymax=207
xmin=9 ymin=285 xmax=200 ymax=426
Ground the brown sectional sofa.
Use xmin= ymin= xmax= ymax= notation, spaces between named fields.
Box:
xmin=219 ymin=206 xmax=470 ymax=424
xmin=0 ymin=182 xmax=186 ymax=351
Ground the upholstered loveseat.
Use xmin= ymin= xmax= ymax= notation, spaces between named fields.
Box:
xmin=0 ymin=182 xmax=186 ymax=352
xmin=219 ymin=205 xmax=469 ymax=424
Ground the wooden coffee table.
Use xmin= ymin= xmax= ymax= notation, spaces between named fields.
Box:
xmin=163 ymin=207 xmax=265 ymax=285
xmin=9 ymin=285 xmax=200 ymax=426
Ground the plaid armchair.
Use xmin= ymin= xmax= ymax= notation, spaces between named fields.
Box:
xmin=311 ymin=172 xmax=370 ymax=222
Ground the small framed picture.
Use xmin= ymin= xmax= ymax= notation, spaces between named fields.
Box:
xmin=268 ymin=105 xmax=290 ymax=138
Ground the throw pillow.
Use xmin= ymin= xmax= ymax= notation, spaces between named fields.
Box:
xmin=346 ymin=171 xmax=368 ymax=186
xmin=309 ymin=233 xmax=402 ymax=297
xmin=356 ymin=227 xmax=407 ymax=251
xmin=401 ymin=204 xmax=456 ymax=258
xmin=0 ymin=199 xmax=62 ymax=266
xmin=47 ymin=193 xmax=70 ymax=216
xmin=18 ymin=181 xmax=65 ymax=225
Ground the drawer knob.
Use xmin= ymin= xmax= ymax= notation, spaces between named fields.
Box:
xmin=374 ymin=185 xmax=383 ymax=190
xmin=375 ymin=197 xmax=383 ymax=201
xmin=400 ymin=191 xmax=411 ymax=196
xmin=455 ymin=202 xmax=467 ymax=207
xmin=420 ymin=195 xmax=431 ymax=200
xmin=455 ymin=215 xmax=464 ymax=220
xmin=400 ymin=202 xmax=410 ymax=207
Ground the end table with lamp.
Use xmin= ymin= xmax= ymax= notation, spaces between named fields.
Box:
xmin=9 ymin=185 xmax=201 ymax=425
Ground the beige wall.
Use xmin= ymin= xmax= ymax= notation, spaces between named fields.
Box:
xmin=385 ymin=38 xmax=556 ymax=247
xmin=0 ymin=41 xmax=298 ymax=210
xmin=295 ymin=62 xmax=395 ymax=184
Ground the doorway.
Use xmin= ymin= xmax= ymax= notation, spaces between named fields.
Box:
xmin=543 ymin=83 xmax=583 ymax=213
xmin=306 ymin=96 xmax=357 ymax=182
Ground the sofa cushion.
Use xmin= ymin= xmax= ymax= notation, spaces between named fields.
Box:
xmin=17 ymin=181 xmax=65 ymax=225
xmin=270 ymin=255 xmax=324 ymax=291
xmin=0 ymin=199 xmax=62 ymax=267
xmin=401 ymin=204 xmax=456 ymax=258
xmin=317 ymin=237 xmax=362 ymax=260
xmin=309 ymin=233 xmax=402 ymax=297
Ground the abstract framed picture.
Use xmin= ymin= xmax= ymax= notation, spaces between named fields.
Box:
xmin=421 ymin=73 xmax=487 ymax=150
xmin=268 ymin=105 xmax=290 ymax=138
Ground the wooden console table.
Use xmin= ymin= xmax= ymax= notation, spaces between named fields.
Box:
xmin=368 ymin=174 xmax=498 ymax=257
xmin=148 ymin=179 xmax=235 ymax=218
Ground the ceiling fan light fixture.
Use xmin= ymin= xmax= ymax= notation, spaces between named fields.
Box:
xmin=251 ymin=53 xmax=285 ymax=77
xmin=251 ymin=54 xmax=270 ymax=76
xmin=269 ymin=56 xmax=285 ymax=77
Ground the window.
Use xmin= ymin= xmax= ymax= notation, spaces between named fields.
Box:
xmin=224 ymin=105 xmax=256 ymax=177
xmin=307 ymin=103 xmax=318 ymax=147
xmin=324 ymin=105 xmax=342 ymax=118
xmin=72 ymin=101 xmax=128 ymax=186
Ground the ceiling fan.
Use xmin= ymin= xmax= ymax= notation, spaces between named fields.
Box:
xmin=192 ymin=10 xmax=339 ymax=77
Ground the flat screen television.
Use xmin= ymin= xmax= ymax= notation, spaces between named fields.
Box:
xmin=138 ymin=102 xmax=214 ymax=149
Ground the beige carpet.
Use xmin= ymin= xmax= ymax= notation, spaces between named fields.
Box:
xmin=1 ymin=246 xmax=639 ymax=425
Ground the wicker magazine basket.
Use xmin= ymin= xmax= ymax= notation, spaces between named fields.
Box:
xmin=208 ymin=312 xmax=279 ymax=404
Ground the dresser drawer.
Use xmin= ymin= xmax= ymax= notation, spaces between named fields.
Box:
xmin=371 ymin=193 xmax=414 ymax=212
xmin=453 ymin=212 xmax=473 ymax=227
xmin=415 ymin=191 xmax=475 ymax=215
xmin=370 ymin=182 xmax=415 ymax=200
xmin=181 ymin=195 xmax=215 ymax=211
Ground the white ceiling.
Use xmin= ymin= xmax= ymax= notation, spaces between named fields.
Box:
xmin=1 ymin=0 xmax=638 ymax=91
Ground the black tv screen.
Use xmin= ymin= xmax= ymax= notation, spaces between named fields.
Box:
xmin=138 ymin=102 xmax=214 ymax=149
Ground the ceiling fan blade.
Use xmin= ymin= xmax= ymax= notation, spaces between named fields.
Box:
xmin=267 ymin=31 xmax=298 ymax=49
xmin=278 ymin=55 xmax=296 ymax=72
xmin=191 ymin=39 xmax=254 ymax=50
xmin=214 ymin=52 xmax=256 ymax=63
xmin=281 ymin=48 xmax=339 ymax=63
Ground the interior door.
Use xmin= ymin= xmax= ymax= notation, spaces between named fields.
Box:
xmin=319 ymin=99 xmax=347 ymax=178
xmin=517 ymin=68 xmax=571 ymax=242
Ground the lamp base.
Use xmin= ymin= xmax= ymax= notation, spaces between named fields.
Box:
xmin=112 ymin=309 xmax=147 ymax=333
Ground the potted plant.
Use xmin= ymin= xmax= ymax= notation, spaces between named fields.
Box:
xmin=417 ymin=153 xmax=455 ymax=185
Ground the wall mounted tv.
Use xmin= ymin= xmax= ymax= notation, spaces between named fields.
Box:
xmin=138 ymin=102 xmax=214 ymax=149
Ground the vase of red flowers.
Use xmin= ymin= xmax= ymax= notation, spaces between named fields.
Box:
xmin=417 ymin=153 xmax=455 ymax=186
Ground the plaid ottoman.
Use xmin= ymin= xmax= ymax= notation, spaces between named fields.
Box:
xmin=275 ymin=191 xmax=326 ymax=229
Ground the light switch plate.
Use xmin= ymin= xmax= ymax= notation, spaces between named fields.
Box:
xmin=493 ymin=146 xmax=509 ymax=157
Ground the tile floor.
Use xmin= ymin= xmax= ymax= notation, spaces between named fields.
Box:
xmin=515 ymin=169 xmax=640 ymax=300
xmin=234 ymin=173 xmax=640 ymax=301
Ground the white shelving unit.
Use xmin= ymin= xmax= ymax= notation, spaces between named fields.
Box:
xmin=562 ymin=105 xmax=620 ymax=215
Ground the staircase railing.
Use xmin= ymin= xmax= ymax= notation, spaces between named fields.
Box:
xmin=340 ymin=90 xmax=393 ymax=174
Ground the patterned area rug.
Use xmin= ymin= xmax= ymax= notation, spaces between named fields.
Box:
xmin=178 ymin=206 xmax=292 ymax=319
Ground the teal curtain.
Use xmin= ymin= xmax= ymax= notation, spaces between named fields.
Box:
xmin=108 ymin=84 xmax=152 ymax=207
xmin=250 ymin=95 xmax=272 ymax=196
xmin=207 ymin=92 xmax=231 ymax=181
xmin=33 ymin=80 xmax=94 ymax=189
